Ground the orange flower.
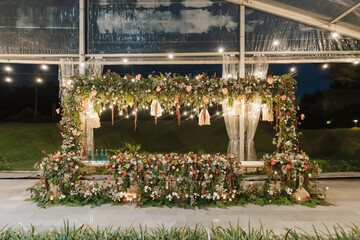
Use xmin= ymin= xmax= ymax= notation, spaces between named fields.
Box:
xmin=286 ymin=164 xmax=292 ymax=169
xmin=91 ymin=90 xmax=97 ymax=97
xmin=69 ymin=162 xmax=74 ymax=167
xmin=301 ymin=114 xmax=305 ymax=120
xmin=271 ymin=160 xmax=276 ymax=166
xmin=267 ymin=77 xmax=274 ymax=85
xmin=156 ymin=86 xmax=161 ymax=92
xmin=186 ymin=85 xmax=192 ymax=92
xmin=281 ymin=95 xmax=286 ymax=101
xmin=202 ymin=96 xmax=209 ymax=104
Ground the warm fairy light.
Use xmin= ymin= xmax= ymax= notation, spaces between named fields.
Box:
xmin=183 ymin=111 xmax=187 ymax=116
xmin=331 ymin=32 xmax=339 ymax=38
xmin=41 ymin=64 xmax=48 ymax=70
xmin=4 ymin=66 xmax=12 ymax=72
xmin=290 ymin=67 xmax=296 ymax=72
xmin=218 ymin=48 xmax=224 ymax=53
xmin=126 ymin=115 xmax=129 ymax=118
xmin=322 ymin=64 xmax=328 ymax=69
xmin=5 ymin=77 xmax=12 ymax=83
xmin=273 ymin=40 xmax=279 ymax=46
xmin=168 ymin=54 xmax=174 ymax=59
xmin=190 ymin=114 xmax=194 ymax=119
xmin=170 ymin=111 xmax=174 ymax=115
xmin=216 ymin=111 xmax=220 ymax=115
xmin=36 ymin=78 xmax=43 ymax=83
xmin=123 ymin=58 xmax=128 ymax=63
xmin=187 ymin=103 xmax=190 ymax=106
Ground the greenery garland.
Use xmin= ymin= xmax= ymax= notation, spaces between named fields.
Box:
xmin=28 ymin=71 xmax=325 ymax=207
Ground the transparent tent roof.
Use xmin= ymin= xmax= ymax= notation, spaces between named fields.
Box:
xmin=0 ymin=0 xmax=359 ymax=64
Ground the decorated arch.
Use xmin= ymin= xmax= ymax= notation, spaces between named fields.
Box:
xmin=29 ymin=72 xmax=322 ymax=207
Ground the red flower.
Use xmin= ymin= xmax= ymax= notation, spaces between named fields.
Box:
xmin=304 ymin=165 xmax=310 ymax=170
xmin=287 ymin=112 xmax=291 ymax=116
xmin=194 ymin=181 xmax=197 ymax=184
xmin=122 ymin=198 xmax=127 ymax=203
xmin=215 ymin=169 xmax=220 ymax=174
xmin=41 ymin=150 xmax=46 ymax=154
xmin=68 ymin=114 xmax=72 ymax=117
xmin=286 ymin=164 xmax=292 ymax=169
xmin=158 ymin=163 xmax=162 ymax=167
xmin=313 ymin=167 xmax=317 ymax=171
xmin=147 ymin=159 xmax=152 ymax=164
xmin=123 ymin=172 xmax=127 ymax=176
xmin=179 ymin=79 xmax=183 ymax=83
xmin=138 ymin=167 xmax=142 ymax=171
xmin=57 ymin=180 xmax=60 ymax=184
xmin=312 ymin=196 xmax=316 ymax=199
xmin=69 ymin=162 xmax=74 ymax=167
xmin=271 ymin=160 xmax=276 ymax=166
xmin=306 ymin=196 xmax=310 ymax=200
xmin=193 ymin=170 xmax=197 ymax=175
xmin=184 ymin=162 xmax=188 ymax=166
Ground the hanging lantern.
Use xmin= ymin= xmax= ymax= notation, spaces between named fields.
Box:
xmin=198 ymin=108 xmax=210 ymax=126
xmin=151 ymin=100 xmax=162 ymax=125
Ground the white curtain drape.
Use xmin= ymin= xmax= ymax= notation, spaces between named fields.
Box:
xmin=245 ymin=96 xmax=262 ymax=161
xmin=222 ymin=100 xmax=239 ymax=158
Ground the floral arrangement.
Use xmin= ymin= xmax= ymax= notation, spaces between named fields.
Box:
xmin=28 ymin=151 xmax=325 ymax=208
xmin=28 ymin=71 xmax=325 ymax=207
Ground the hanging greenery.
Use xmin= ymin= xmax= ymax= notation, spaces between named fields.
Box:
xmin=28 ymin=71 xmax=325 ymax=208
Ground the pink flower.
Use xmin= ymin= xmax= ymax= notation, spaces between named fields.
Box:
xmin=91 ymin=90 xmax=97 ymax=97
xmin=301 ymin=114 xmax=305 ymax=120
xmin=286 ymin=164 xmax=292 ymax=169
xmin=174 ymin=98 xmax=179 ymax=104
xmin=69 ymin=162 xmax=74 ymax=167
xmin=281 ymin=95 xmax=286 ymax=101
xmin=186 ymin=85 xmax=192 ymax=92
xmin=136 ymin=74 xmax=141 ymax=80
xmin=156 ymin=86 xmax=161 ymax=92
xmin=202 ymin=96 xmax=209 ymax=104
xmin=267 ymin=77 xmax=274 ymax=85
xmin=222 ymin=88 xmax=228 ymax=95
xmin=72 ymin=130 xmax=77 ymax=136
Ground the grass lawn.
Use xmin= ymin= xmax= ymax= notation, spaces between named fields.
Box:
xmin=0 ymin=119 xmax=359 ymax=172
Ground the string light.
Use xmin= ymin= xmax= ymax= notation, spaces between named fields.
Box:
xmin=290 ymin=67 xmax=296 ymax=72
xmin=190 ymin=114 xmax=194 ymax=119
xmin=218 ymin=48 xmax=224 ymax=53
xmin=183 ymin=111 xmax=187 ymax=116
xmin=36 ymin=78 xmax=43 ymax=83
xmin=322 ymin=64 xmax=328 ymax=69
xmin=41 ymin=64 xmax=48 ymax=70
xmin=123 ymin=59 xmax=128 ymax=63
xmin=168 ymin=54 xmax=174 ymax=59
xmin=331 ymin=32 xmax=339 ymax=38
xmin=5 ymin=77 xmax=12 ymax=83
xmin=170 ymin=111 xmax=174 ymax=115
xmin=273 ymin=40 xmax=279 ymax=46
xmin=216 ymin=111 xmax=220 ymax=115
xmin=126 ymin=115 xmax=129 ymax=118
xmin=354 ymin=60 xmax=359 ymax=65
xmin=80 ymin=62 xmax=85 ymax=67
xmin=4 ymin=66 xmax=12 ymax=72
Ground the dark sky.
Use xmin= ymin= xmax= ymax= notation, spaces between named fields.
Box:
xmin=2 ymin=63 xmax=331 ymax=98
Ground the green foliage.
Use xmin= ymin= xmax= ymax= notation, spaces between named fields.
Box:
xmin=0 ymin=153 xmax=8 ymax=169
xmin=1 ymin=221 xmax=360 ymax=239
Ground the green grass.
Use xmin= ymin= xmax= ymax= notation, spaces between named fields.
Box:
xmin=0 ymin=120 xmax=359 ymax=172
xmin=1 ymin=221 xmax=360 ymax=239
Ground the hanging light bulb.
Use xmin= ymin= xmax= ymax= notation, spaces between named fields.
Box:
xmin=168 ymin=54 xmax=174 ymax=59
xmin=4 ymin=66 xmax=12 ymax=72
xmin=126 ymin=115 xmax=129 ymax=118
xmin=183 ymin=111 xmax=187 ymax=116
xmin=322 ymin=64 xmax=328 ymax=69
xmin=190 ymin=114 xmax=194 ymax=119
xmin=41 ymin=64 xmax=48 ymax=70
xmin=5 ymin=77 xmax=12 ymax=83
xmin=273 ymin=40 xmax=279 ymax=46
xmin=216 ymin=111 xmax=220 ymax=115
xmin=36 ymin=78 xmax=43 ymax=83
xmin=331 ymin=32 xmax=339 ymax=38
xmin=354 ymin=60 xmax=359 ymax=65
xmin=123 ymin=58 xmax=128 ymax=63
xmin=290 ymin=67 xmax=296 ymax=72
xmin=170 ymin=111 xmax=174 ymax=115
xmin=218 ymin=48 xmax=224 ymax=53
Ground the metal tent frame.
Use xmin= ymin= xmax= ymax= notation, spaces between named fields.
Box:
xmin=0 ymin=0 xmax=359 ymax=69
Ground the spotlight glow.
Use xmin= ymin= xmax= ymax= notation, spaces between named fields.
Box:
xmin=322 ymin=64 xmax=328 ymax=69
xmin=4 ymin=66 xmax=12 ymax=72
xmin=5 ymin=77 xmax=12 ymax=83
xmin=218 ymin=48 xmax=224 ymax=53
xmin=168 ymin=54 xmax=174 ymax=59
xmin=41 ymin=64 xmax=48 ymax=70
xmin=273 ymin=40 xmax=279 ymax=46
xmin=36 ymin=78 xmax=43 ymax=83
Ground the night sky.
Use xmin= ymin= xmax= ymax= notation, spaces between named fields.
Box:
xmin=2 ymin=63 xmax=331 ymax=98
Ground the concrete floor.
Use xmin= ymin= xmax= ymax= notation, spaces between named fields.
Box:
xmin=0 ymin=179 xmax=359 ymax=234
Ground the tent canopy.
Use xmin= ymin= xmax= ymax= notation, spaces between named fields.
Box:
xmin=0 ymin=0 xmax=359 ymax=65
